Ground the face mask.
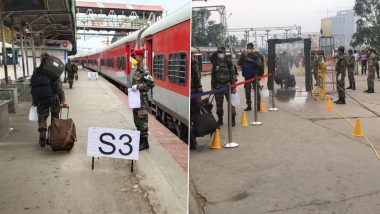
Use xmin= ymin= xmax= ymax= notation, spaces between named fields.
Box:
xmin=217 ymin=53 xmax=224 ymax=59
xmin=131 ymin=57 xmax=138 ymax=66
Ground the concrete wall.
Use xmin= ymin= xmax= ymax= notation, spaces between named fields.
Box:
xmin=0 ymin=101 xmax=9 ymax=138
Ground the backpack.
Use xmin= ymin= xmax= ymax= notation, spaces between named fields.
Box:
xmin=30 ymin=70 xmax=58 ymax=107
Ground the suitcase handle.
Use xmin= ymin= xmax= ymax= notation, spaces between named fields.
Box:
xmin=59 ymin=106 xmax=70 ymax=119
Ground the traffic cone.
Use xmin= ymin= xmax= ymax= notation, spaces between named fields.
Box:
xmin=327 ymin=97 xmax=332 ymax=111
xmin=241 ymin=111 xmax=249 ymax=127
xmin=260 ymin=100 xmax=266 ymax=112
xmin=352 ymin=118 xmax=363 ymax=137
xmin=210 ymin=128 xmax=222 ymax=149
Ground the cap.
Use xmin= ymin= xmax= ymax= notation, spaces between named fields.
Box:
xmin=131 ymin=49 xmax=144 ymax=56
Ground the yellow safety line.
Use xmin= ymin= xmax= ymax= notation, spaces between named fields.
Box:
xmin=332 ymin=107 xmax=380 ymax=160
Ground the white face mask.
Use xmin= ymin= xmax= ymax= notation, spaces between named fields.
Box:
xmin=217 ymin=53 xmax=224 ymax=59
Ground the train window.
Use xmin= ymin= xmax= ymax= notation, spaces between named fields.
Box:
xmin=100 ymin=59 xmax=105 ymax=66
xmin=121 ymin=57 xmax=126 ymax=70
xmin=153 ymin=54 xmax=165 ymax=80
xmin=168 ymin=52 xmax=187 ymax=85
xmin=106 ymin=58 xmax=114 ymax=68
xmin=116 ymin=57 xmax=120 ymax=69
xmin=202 ymin=54 xmax=210 ymax=63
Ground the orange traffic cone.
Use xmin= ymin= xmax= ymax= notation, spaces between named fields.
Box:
xmin=210 ymin=128 xmax=222 ymax=149
xmin=327 ymin=97 xmax=332 ymax=111
xmin=352 ymin=118 xmax=363 ymax=137
xmin=241 ymin=111 xmax=249 ymax=127
xmin=260 ymin=100 xmax=266 ymax=112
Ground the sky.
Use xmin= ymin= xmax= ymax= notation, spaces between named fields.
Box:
xmin=76 ymin=0 xmax=189 ymax=53
xmin=193 ymin=0 xmax=355 ymax=33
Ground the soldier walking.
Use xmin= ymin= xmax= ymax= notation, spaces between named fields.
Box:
xmin=346 ymin=49 xmax=356 ymax=90
xmin=130 ymin=49 xmax=155 ymax=151
xmin=65 ymin=59 xmax=77 ymax=89
xmin=210 ymin=47 xmax=237 ymax=126
xmin=334 ymin=46 xmax=347 ymax=104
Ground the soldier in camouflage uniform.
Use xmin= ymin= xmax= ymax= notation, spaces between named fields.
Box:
xmin=311 ymin=55 xmax=320 ymax=86
xmin=65 ymin=59 xmax=77 ymax=89
xmin=131 ymin=49 xmax=155 ymax=151
xmin=364 ymin=48 xmax=377 ymax=93
xmin=190 ymin=53 xmax=203 ymax=150
xmin=334 ymin=46 xmax=347 ymax=104
xmin=276 ymin=52 xmax=291 ymax=89
xmin=32 ymin=54 xmax=68 ymax=147
xmin=210 ymin=47 xmax=237 ymax=126
xmin=346 ymin=49 xmax=356 ymax=90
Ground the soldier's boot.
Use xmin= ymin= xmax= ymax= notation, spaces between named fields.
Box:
xmin=368 ymin=87 xmax=375 ymax=93
xmin=217 ymin=115 xmax=223 ymax=126
xmin=244 ymin=105 xmax=252 ymax=111
xmin=232 ymin=115 xmax=236 ymax=127
xmin=38 ymin=129 xmax=47 ymax=148
xmin=364 ymin=87 xmax=371 ymax=93
xmin=346 ymin=83 xmax=353 ymax=89
xmin=335 ymin=98 xmax=346 ymax=104
xmin=352 ymin=83 xmax=356 ymax=90
xmin=139 ymin=137 xmax=149 ymax=151
xmin=334 ymin=98 xmax=341 ymax=104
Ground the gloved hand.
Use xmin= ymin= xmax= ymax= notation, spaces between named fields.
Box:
xmin=131 ymin=85 xmax=138 ymax=92
xmin=144 ymin=73 xmax=154 ymax=82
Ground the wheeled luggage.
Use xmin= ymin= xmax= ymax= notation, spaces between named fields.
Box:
xmin=48 ymin=107 xmax=76 ymax=151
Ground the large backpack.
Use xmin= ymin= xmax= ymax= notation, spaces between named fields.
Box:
xmin=30 ymin=70 xmax=58 ymax=107
xmin=41 ymin=55 xmax=65 ymax=81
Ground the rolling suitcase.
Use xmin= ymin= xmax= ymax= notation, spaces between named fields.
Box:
xmin=48 ymin=107 xmax=76 ymax=152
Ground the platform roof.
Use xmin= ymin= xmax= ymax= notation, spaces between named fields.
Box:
xmin=76 ymin=1 xmax=164 ymax=16
xmin=0 ymin=0 xmax=77 ymax=55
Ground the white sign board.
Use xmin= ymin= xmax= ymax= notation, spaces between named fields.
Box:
xmin=128 ymin=88 xmax=141 ymax=109
xmin=87 ymin=127 xmax=140 ymax=160
xmin=88 ymin=72 xmax=98 ymax=80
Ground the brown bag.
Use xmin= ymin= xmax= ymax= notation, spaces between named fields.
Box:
xmin=48 ymin=108 xmax=76 ymax=151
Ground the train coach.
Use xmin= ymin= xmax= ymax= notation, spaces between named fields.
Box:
xmin=74 ymin=3 xmax=190 ymax=141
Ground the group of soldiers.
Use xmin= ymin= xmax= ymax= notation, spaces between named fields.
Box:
xmin=335 ymin=46 xmax=377 ymax=104
xmin=190 ymin=43 xmax=263 ymax=150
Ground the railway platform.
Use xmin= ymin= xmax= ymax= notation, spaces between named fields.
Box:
xmin=0 ymin=68 xmax=188 ymax=214
xmin=190 ymin=72 xmax=380 ymax=214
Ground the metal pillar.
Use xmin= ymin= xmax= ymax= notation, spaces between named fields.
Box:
xmin=267 ymin=39 xmax=279 ymax=111
xmin=250 ymin=75 xmax=263 ymax=125
xmin=31 ymin=36 xmax=36 ymax=70
xmin=20 ymin=32 xmax=26 ymax=80
xmin=25 ymin=35 xmax=29 ymax=76
xmin=11 ymin=27 xmax=17 ymax=81
xmin=1 ymin=11 xmax=9 ymax=84
xmin=304 ymin=38 xmax=312 ymax=92
xmin=224 ymin=84 xmax=239 ymax=148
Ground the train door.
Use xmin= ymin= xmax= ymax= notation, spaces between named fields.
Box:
xmin=145 ymin=37 xmax=153 ymax=74
xmin=125 ymin=44 xmax=131 ymax=87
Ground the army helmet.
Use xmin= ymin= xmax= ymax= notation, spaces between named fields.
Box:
xmin=337 ymin=46 xmax=345 ymax=53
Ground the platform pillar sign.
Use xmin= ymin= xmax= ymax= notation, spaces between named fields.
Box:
xmin=87 ymin=127 xmax=140 ymax=171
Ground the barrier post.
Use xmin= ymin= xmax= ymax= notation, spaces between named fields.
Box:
xmin=250 ymin=76 xmax=263 ymax=126
xmin=268 ymin=72 xmax=279 ymax=111
xmin=224 ymin=83 xmax=239 ymax=148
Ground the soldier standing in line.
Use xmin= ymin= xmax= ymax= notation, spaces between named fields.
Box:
xmin=130 ymin=49 xmax=155 ymax=151
xmin=237 ymin=43 xmax=263 ymax=111
xmin=334 ymin=46 xmax=347 ymax=104
xmin=346 ymin=49 xmax=356 ymax=90
xmin=311 ymin=55 xmax=320 ymax=86
xmin=210 ymin=47 xmax=237 ymax=127
xmin=190 ymin=52 xmax=203 ymax=150
xmin=364 ymin=48 xmax=377 ymax=93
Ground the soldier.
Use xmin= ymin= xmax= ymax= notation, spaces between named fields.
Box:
xmin=364 ymin=48 xmax=377 ymax=93
xmin=130 ymin=49 xmax=155 ymax=151
xmin=276 ymin=52 xmax=291 ymax=89
xmin=311 ymin=55 xmax=320 ymax=86
xmin=237 ymin=43 xmax=263 ymax=111
xmin=190 ymin=52 xmax=203 ymax=150
xmin=210 ymin=47 xmax=237 ymax=126
xmin=65 ymin=59 xmax=77 ymax=89
xmin=334 ymin=46 xmax=347 ymax=104
xmin=31 ymin=53 xmax=68 ymax=147
xmin=346 ymin=49 xmax=356 ymax=90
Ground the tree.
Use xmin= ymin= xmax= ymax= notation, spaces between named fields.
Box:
xmin=225 ymin=35 xmax=239 ymax=49
xmin=191 ymin=9 xmax=225 ymax=47
xmin=240 ymin=39 xmax=247 ymax=49
xmin=351 ymin=0 xmax=380 ymax=50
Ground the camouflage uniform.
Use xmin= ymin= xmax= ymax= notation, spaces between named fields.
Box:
xmin=132 ymin=66 xmax=154 ymax=141
xmin=346 ymin=54 xmax=356 ymax=88
xmin=36 ymin=78 xmax=65 ymax=140
xmin=65 ymin=62 xmax=77 ymax=89
xmin=335 ymin=53 xmax=347 ymax=101
xmin=211 ymin=54 xmax=237 ymax=123
xmin=190 ymin=58 xmax=202 ymax=150
xmin=311 ymin=56 xmax=319 ymax=85
xmin=367 ymin=51 xmax=377 ymax=91
xmin=276 ymin=53 xmax=291 ymax=89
